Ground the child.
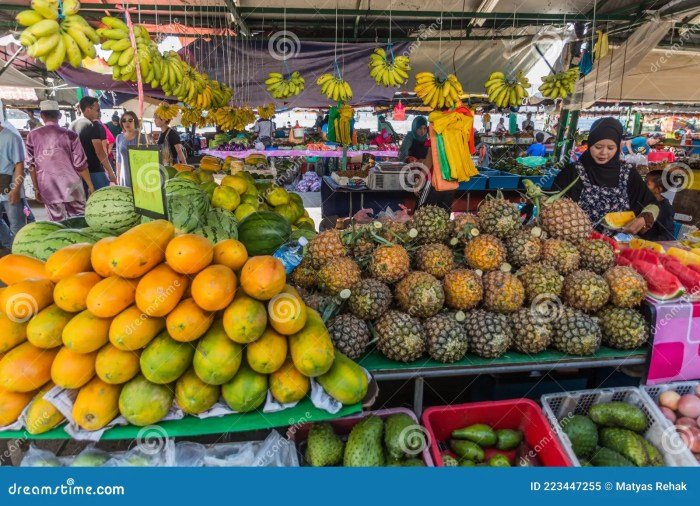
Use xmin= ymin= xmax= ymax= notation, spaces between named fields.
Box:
xmin=640 ymin=170 xmax=676 ymax=241
xmin=526 ymin=132 xmax=546 ymax=157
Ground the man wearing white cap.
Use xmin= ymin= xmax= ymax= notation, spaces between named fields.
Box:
xmin=26 ymin=100 xmax=94 ymax=221
xmin=0 ymin=108 xmax=27 ymax=249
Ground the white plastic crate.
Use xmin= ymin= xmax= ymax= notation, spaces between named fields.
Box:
xmin=541 ymin=387 xmax=696 ymax=467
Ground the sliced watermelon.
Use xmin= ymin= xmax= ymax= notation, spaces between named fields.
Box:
xmin=662 ymin=261 xmax=700 ymax=297
xmin=590 ymin=231 xmax=619 ymax=253
xmin=688 ymin=264 xmax=700 ymax=276
xmin=616 ymin=255 xmax=633 ymax=267
xmin=629 ymin=259 xmax=685 ymax=301
xmin=620 ymin=248 xmax=663 ymax=266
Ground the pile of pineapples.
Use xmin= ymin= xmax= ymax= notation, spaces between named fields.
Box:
xmin=290 ymin=193 xmax=650 ymax=364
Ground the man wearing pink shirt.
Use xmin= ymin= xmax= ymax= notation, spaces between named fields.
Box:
xmin=26 ymin=100 xmax=95 ymax=221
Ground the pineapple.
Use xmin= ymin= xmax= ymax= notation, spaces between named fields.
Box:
xmin=375 ymin=310 xmax=426 ymax=362
xmin=482 ymin=270 xmax=525 ymax=313
xmin=377 ymin=219 xmax=412 ymax=244
xmin=452 ymin=213 xmax=480 ymax=245
xmin=424 ymin=312 xmax=469 ymax=363
xmin=541 ymin=239 xmax=580 ymax=274
xmin=298 ymin=288 xmax=333 ymax=313
xmin=308 ymin=229 xmax=347 ymax=269
xmin=463 ymin=309 xmax=512 ymax=358
xmin=516 ymin=263 xmax=564 ymax=303
xmin=348 ymin=224 xmax=377 ymax=260
xmin=596 ymin=306 xmax=649 ymax=350
xmin=327 ymin=314 xmax=371 ymax=359
xmin=505 ymin=227 xmax=542 ymax=268
xmin=522 ymin=179 xmax=592 ymax=243
xmin=509 ymin=308 xmax=552 ymax=354
xmin=551 ymin=308 xmax=602 ymax=356
xmin=603 ymin=266 xmax=647 ymax=308
xmin=415 ymin=243 xmax=455 ymax=279
xmin=395 ymin=271 xmax=445 ymax=318
xmin=317 ymin=257 xmax=362 ymax=295
xmin=464 ymin=234 xmax=507 ymax=271
xmin=562 ymin=270 xmax=610 ymax=313
xmin=369 ymin=244 xmax=411 ymax=284
xmin=348 ymin=278 xmax=392 ymax=321
xmin=290 ymin=257 xmax=317 ymax=290
xmin=578 ymin=239 xmax=616 ymax=274
xmin=412 ymin=205 xmax=451 ymax=244
xmin=477 ymin=193 xmax=522 ymax=238
xmin=443 ymin=269 xmax=483 ymax=310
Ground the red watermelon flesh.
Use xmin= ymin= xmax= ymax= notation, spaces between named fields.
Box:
xmin=663 ymin=261 xmax=700 ymax=297
xmin=616 ymin=255 xmax=633 ymax=267
xmin=590 ymin=231 xmax=619 ymax=252
xmin=620 ymin=248 xmax=662 ymax=265
xmin=630 ymin=259 xmax=685 ymax=301
xmin=688 ymin=264 xmax=700 ymax=276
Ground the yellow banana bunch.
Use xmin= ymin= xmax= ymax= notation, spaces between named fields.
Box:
xmin=368 ymin=48 xmax=411 ymax=87
xmin=593 ymin=31 xmax=609 ymax=60
xmin=99 ymin=16 xmax=158 ymax=83
xmin=317 ymin=73 xmax=353 ymax=103
xmin=484 ymin=70 xmax=529 ymax=108
xmin=265 ymin=71 xmax=305 ymax=99
xmin=538 ymin=67 xmax=579 ymax=100
xmin=17 ymin=0 xmax=99 ymax=71
xmin=257 ymin=103 xmax=275 ymax=120
xmin=181 ymin=108 xmax=209 ymax=129
xmin=154 ymin=103 xmax=180 ymax=121
xmin=210 ymin=107 xmax=256 ymax=132
xmin=414 ymin=72 xmax=463 ymax=109
xmin=334 ymin=104 xmax=354 ymax=145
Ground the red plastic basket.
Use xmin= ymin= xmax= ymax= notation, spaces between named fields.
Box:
xmin=422 ymin=399 xmax=572 ymax=467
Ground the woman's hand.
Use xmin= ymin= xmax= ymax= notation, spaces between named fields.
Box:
xmin=622 ymin=216 xmax=647 ymax=234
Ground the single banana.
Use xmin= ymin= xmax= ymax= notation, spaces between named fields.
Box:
xmin=31 ymin=32 xmax=61 ymax=57
xmin=30 ymin=0 xmax=58 ymax=20
xmin=45 ymin=36 xmax=66 ymax=71
xmin=102 ymin=15 xmax=129 ymax=32
xmin=26 ymin=19 xmax=60 ymax=38
xmin=15 ymin=10 xmax=44 ymax=27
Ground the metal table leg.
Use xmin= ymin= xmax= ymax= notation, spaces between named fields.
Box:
xmin=413 ymin=376 xmax=424 ymax=417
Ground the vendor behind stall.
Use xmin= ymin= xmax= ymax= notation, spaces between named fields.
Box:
xmin=398 ymin=116 xmax=429 ymax=162
xmin=552 ymin=117 xmax=660 ymax=235
xmin=640 ymin=170 xmax=676 ymax=241
xmin=621 ymin=133 xmax=661 ymax=155
xmin=253 ymin=116 xmax=275 ymax=147
xmin=377 ymin=115 xmax=397 ymax=137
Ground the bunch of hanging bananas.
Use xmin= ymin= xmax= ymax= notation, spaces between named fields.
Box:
xmin=257 ymin=103 xmax=275 ymax=119
xmin=593 ymin=30 xmax=609 ymax=60
xmin=154 ymin=103 xmax=180 ymax=121
xmin=414 ymin=72 xmax=464 ymax=109
xmin=180 ymin=108 xmax=209 ymax=129
xmin=538 ymin=67 xmax=580 ymax=100
xmin=98 ymin=16 xmax=157 ymax=83
xmin=334 ymin=104 xmax=354 ymax=145
xmin=265 ymin=71 xmax=305 ymax=99
xmin=368 ymin=48 xmax=411 ymax=87
xmin=483 ymin=70 xmax=530 ymax=108
xmin=17 ymin=0 xmax=98 ymax=71
xmin=210 ymin=107 xmax=255 ymax=132
xmin=317 ymin=74 xmax=353 ymax=103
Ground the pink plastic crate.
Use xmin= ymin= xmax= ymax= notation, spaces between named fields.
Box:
xmin=422 ymin=399 xmax=572 ymax=467
xmin=287 ymin=407 xmax=434 ymax=466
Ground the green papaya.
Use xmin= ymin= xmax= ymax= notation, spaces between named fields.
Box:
xmin=193 ymin=321 xmax=243 ymax=385
xmin=449 ymin=440 xmax=484 ymax=462
xmin=316 ymin=352 xmax=368 ymax=405
xmin=175 ymin=367 xmax=220 ymax=415
xmin=451 ymin=424 xmax=497 ymax=447
xmin=119 ymin=374 xmax=174 ymax=426
xmin=140 ymin=331 xmax=195 ymax=384
xmin=221 ymin=361 xmax=267 ymax=412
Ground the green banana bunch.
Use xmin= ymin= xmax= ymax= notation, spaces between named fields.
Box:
xmin=317 ymin=73 xmax=353 ymax=103
xmin=368 ymin=48 xmax=411 ymax=87
xmin=484 ymin=70 xmax=529 ymax=109
xmin=266 ymin=71 xmax=305 ymax=99
xmin=99 ymin=16 xmax=157 ymax=84
xmin=414 ymin=72 xmax=463 ymax=109
xmin=538 ymin=67 xmax=580 ymax=100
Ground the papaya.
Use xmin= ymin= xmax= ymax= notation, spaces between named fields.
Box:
xmin=53 ymin=272 xmax=103 ymax=313
xmin=602 ymin=211 xmax=636 ymax=229
xmin=95 ymin=344 xmax=140 ymax=385
xmin=0 ymin=278 xmax=55 ymax=322
xmin=0 ymin=254 xmax=48 ymax=285
xmin=268 ymin=284 xmax=308 ymax=335
xmin=50 ymin=347 xmax=97 ymax=389
xmin=193 ymin=320 xmax=243 ymax=385
xmin=27 ymin=305 xmax=73 ymax=349
xmin=191 ymin=264 xmax=237 ymax=311
xmin=221 ymin=361 xmax=268 ymax=412
xmin=119 ymin=374 xmax=174 ymax=426
xmin=222 ymin=291 xmax=267 ymax=344
xmin=0 ymin=386 xmax=33 ymax=427
xmin=135 ymin=263 xmax=188 ymax=317
xmin=109 ymin=220 xmax=175 ymax=278
xmin=288 ymin=309 xmax=335 ymax=377
xmin=25 ymin=382 xmax=65 ymax=434
xmin=165 ymin=234 xmax=214 ymax=274
xmin=0 ymin=342 xmax=58 ymax=392
xmin=72 ymin=377 xmax=121 ymax=431
xmin=269 ymin=358 xmax=310 ymax=404
xmin=246 ymin=327 xmax=287 ymax=374
xmin=62 ymin=310 xmax=112 ymax=354
xmin=316 ymin=352 xmax=368 ymax=405
xmin=165 ymin=298 xmax=214 ymax=343
xmin=0 ymin=311 xmax=28 ymax=353
xmin=239 ymin=255 xmax=286 ymax=300
xmin=90 ymin=236 xmax=116 ymax=277
xmin=213 ymin=239 xmax=248 ymax=271
xmin=109 ymin=305 xmax=165 ymax=351
xmin=45 ymin=243 xmax=94 ymax=282
xmin=140 ymin=331 xmax=195 ymax=384
xmin=175 ymin=367 xmax=220 ymax=415
xmin=84 ymin=275 xmax=136 ymax=318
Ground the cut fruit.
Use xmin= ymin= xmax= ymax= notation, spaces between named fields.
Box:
xmin=667 ymin=247 xmax=700 ymax=266
xmin=602 ymin=211 xmax=635 ymax=229
xmin=630 ymin=259 xmax=685 ymax=301
xmin=629 ymin=238 xmax=665 ymax=254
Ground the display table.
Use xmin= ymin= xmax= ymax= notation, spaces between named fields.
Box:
xmin=648 ymin=151 xmax=676 ymax=163
xmin=203 ymin=149 xmax=399 ymax=159
xmin=321 ymin=176 xmax=415 ymax=218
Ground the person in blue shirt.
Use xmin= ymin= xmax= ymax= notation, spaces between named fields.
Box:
xmin=639 ymin=170 xmax=676 ymax=242
xmin=621 ymin=134 xmax=661 ymax=155
xmin=0 ymin=123 xmax=28 ymax=249
xmin=526 ymin=132 xmax=547 ymax=157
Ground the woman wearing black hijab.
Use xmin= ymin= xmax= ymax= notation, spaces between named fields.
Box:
xmin=552 ymin=117 xmax=659 ymax=235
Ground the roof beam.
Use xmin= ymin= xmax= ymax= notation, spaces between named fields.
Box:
xmin=222 ymin=0 xmax=249 ymax=36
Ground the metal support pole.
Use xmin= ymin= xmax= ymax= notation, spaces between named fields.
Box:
xmin=563 ymin=110 xmax=580 ymax=160
xmin=633 ymin=112 xmax=643 ymax=136
xmin=413 ymin=376 xmax=424 ymax=417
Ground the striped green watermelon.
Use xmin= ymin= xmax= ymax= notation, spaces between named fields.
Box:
xmin=165 ymin=180 xmax=209 ymax=217
xmin=33 ymin=229 xmax=98 ymax=261
xmin=80 ymin=228 xmax=114 ymax=241
xmin=85 ymin=186 xmax=141 ymax=234
xmin=12 ymin=221 xmax=66 ymax=259
xmin=165 ymin=180 xmax=210 ymax=234
xmin=59 ymin=215 xmax=88 ymax=229
xmin=205 ymin=208 xmax=238 ymax=238
xmin=238 ymin=211 xmax=291 ymax=256
xmin=193 ymin=226 xmax=232 ymax=244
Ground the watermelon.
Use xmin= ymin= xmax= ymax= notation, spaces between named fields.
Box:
xmin=619 ymin=248 xmax=662 ymax=266
xmin=290 ymin=228 xmax=316 ymax=243
xmin=629 ymin=259 xmax=685 ymax=301
xmin=165 ymin=179 xmax=210 ymax=234
xmin=34 ymin=229 xmax=98 ymax=261
xmin=193 ymin=226 xmax=233 ymax=244
xmin=85 ymin=186 xmax=141 ymax=234
xmin=11 ymin=221 xmax=65 ymax=258
xmin=205 ymin=208 xmax=238 ymax=238
xmin=662 ymin=260 xmax=700 ymax=296
xmin=80 ymin=228 xmax=114 ymax=241
xmin=165 ymin=179 xmax=209 ymax=216
xmin=238 ymin=211 xmax=291 ymax=256
xmin=59 ymin=215 xmax=88 ymax=229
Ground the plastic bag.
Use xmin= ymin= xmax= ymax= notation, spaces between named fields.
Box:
xmin=67 ymin=445 xmax=111 ymax=467
xmin=172 ymin=442 xmax=207 ymax=467
xmin=104 ymin=440 xmax=175 ymax=467
xmin=20 ymin=446 xmax=62 ymax=467
xmin=516 ymin=156 xmax=548 ymax=168
xmin=204 ymin=431 xmax=299 ymax=467
xmin=623 ymin=153 xmax=648 ymax=166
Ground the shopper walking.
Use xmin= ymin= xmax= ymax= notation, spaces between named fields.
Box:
xmin=70 ymin=96 xmax=116 ymax=190
xmin=115 ymin=111 xmax=148 ymax=186
xmin=26 ymin=100 xmax=94 ymax=221
xmin=0 ymin=118 xmax=27 ymax=248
